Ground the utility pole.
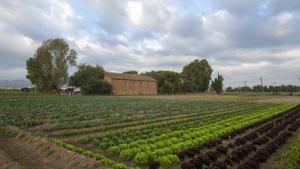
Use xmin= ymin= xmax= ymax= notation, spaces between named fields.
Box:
xmin=260 ymin=77 xmax=263 ymax=94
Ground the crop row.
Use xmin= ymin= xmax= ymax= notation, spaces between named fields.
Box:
xmin=54 ymin=140 xmax=137 ymax=169
xmin=179 ymin=105 xmax=300 ymax=169
xmin=106 ymin=104 xmax=295 ymax=166
xmin=55 ymin=104 xmax=271 ymax=138
xmin=43 ymin=101 xmax=244 ymax=132
xmin=1 ymin=95 xmax=255 ymax=130
xmin=273 ymin=129 xmax=300 ymax=169
xmin=86 ymin=104 xmax=273 ymax=148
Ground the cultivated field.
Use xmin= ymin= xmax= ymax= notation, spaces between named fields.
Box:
xmin=0 ymin=91 xmax=299 ymax=169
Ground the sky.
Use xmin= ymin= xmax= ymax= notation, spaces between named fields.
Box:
xmin=0 ymin=0 xmax=300 ymax=87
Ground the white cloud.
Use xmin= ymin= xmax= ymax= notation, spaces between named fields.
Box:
xmin=0 ymin=0 xmax=300 ymax=87
xmin=127 ymin=1 xmax=143 ymax=25
xmin=276 ymin=12 xmax=293 ymax=25
xmin=143 ymin=39 xmax=162 ymax=50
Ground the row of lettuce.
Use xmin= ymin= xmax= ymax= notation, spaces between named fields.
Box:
xmin=84 ymin=104 xmax=274 ymax=148
xmin=54 ymin=104 xmax=296 ymax=168
xmin=273 ymin=130 xmax=300 ymax=169
xmin=55 ymin=140 xmax=138 ymax=169
xmin=50 ymin=102 xmax=264 ymax=137
xmin=105 ymin=104 xmax=295 ymax=166
xmin=46 ymin=101 xmax=243 ymax=132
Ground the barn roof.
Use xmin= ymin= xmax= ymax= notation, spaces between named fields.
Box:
xmin=105 ymin=72 xmax=157 ymax=82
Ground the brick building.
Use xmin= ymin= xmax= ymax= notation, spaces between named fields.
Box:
xmin=104 ymin=72 xmax=157 ymax=95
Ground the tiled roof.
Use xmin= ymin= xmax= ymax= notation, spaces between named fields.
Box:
xmin=105 ymin=72 xmax=157 ymax=82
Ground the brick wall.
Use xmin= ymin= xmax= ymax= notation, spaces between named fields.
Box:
xmin=104 ymin=77 xmax=157 ymax=95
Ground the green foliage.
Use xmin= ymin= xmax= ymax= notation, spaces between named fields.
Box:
xmin=181 ymin=80 xmax=194 ymax=93
xmin=0 ymin=92 xmax=296 ymax=167
xmin=134 ymin=152 xmax=149 ymax=165
xmin=144 ymin=71 xmax=182 ymax=94
xmin=273 ymin=132 xmax=300 ymax=169
xmin=0 ymin=127 xmax=17 ymax=137
xmin=26 ymin=38 xmax=77 ymax=91
xmin=112 ymin=104 xmax=295 ymax=164
xmin=81 ymin=79 xmax=112 ymax=95
xmin=182 ymin=59 xmax=213 ymax=92
xmin=157 ymin=155 xmax=179 ymax=166
xmin=55 ymin=140 xmax=133 ymax=169
xmin=211 ymin=73 xmax=224 ymax=94
xmin=69 ymin=64 xmax=111 ymax=95
xmin=107 ymin=146 xmax=121 ymax=155
xmin=120 ymin=149 xmax=136 ymax=160
xmin=123 ymin=71 xmax=138 ymax=75
xmin=69 ymin=64 xmax=104 ymax=87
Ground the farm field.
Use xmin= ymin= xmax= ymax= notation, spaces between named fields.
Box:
xmin=122 ymin=94 xmax=300 ymax=104
xmin=0 ymin=92 xmax=300 ymax=169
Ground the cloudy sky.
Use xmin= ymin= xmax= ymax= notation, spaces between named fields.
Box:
xmin=0 ymin=0 xmax=300 ymax=87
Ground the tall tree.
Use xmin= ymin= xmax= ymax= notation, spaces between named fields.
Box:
xmin=211 ymin=73 xmax=224 ymax=94
xmin=26 ymin=38 xmax=77 ymax=91
xmin=182 ymin=59 xmax=213 ymax=92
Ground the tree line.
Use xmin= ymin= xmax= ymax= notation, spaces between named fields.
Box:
xmin=226 ymin=85 xmax=300 ymax=94
xmin=141 ymin=59 xmax=223 ymax=94
xmin=25 ymin=38 xmax=224 ymax=95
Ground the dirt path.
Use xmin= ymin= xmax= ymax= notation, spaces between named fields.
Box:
xmin=0 ymin=126 xmax=105 ymax=169
xmin=0 ymin=135 xmax=50 ymax=169
xmin=0 ymin=145 xmax=23 ymax=169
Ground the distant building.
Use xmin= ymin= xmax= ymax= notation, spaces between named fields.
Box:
xmin=104 ymin=72 xmax=157 ymax=95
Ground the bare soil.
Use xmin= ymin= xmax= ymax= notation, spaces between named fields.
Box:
xmin=0 ymin=126 xmax=105 ymax=169
xmin=122 ymin=94 xmax=300 ymax=104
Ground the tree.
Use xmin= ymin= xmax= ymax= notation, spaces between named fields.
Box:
xmin=123 ymin=70 xmax=138 ymax=74
xmin=181 ymin=80 xmax=194 ymax=93
xmin=226 ymin=87 xmax=233 ymax=92
xmin=69 ymin=64 xmax=104 ymax=87
xmin=81 ymin=79 xmax=112 ymax=95
xmin=211 ymin=73 xmax=224 ymax=94
xmin=69 ymin=64 xmax=112 ymax=95
xmin=182 ymin=59 xmax=213 ymax=92
xmin=143 ymin=71 xmax=182 ymax=94
xmin=26 ymin=38 xmax=77 ymax=91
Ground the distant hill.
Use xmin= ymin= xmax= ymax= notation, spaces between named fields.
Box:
xmin=0 ymin=80 xmax=32 ymax=88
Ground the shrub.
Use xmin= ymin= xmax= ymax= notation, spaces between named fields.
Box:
xmin=81 ymin=79 xmax=112 ymax=95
